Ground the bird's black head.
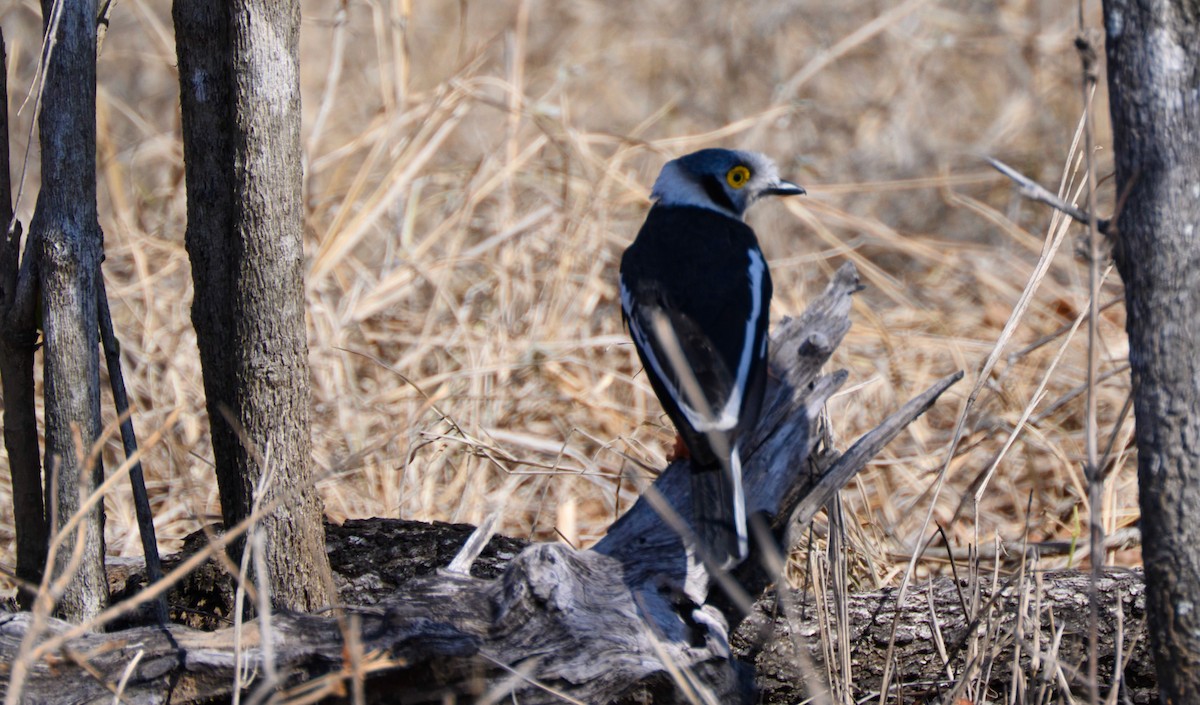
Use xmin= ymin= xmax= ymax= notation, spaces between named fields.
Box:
xmin=650 ymin=148 xmax=805 ymax=219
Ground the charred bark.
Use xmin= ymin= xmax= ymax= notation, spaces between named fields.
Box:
xmin=1103 ymin=1 xmax=1200 ymax=700
xmin=739 ymin=571 xmax=1153 ymax=704
xmin=0 ymin=540 xmax=1156 ymax=703
xmin=0 ymin=29 xmax=46 ymax=609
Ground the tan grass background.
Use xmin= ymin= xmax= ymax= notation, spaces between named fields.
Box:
xmin=0 ymin=0 xmax=1134 ymax=594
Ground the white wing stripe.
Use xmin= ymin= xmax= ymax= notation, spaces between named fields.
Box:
xmin=695 ymin=247 xmax=764 ymax=431
xmin=729 ymin=441 xmax=748 ymax=564
xmin=620 ymin=276 xmax=737 ymax=432
xmin=722 ymin=248 xmax=766 ymax=424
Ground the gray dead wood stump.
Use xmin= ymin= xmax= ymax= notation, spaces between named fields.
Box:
xmin=0 ymin=263 xmax=965 ymax=703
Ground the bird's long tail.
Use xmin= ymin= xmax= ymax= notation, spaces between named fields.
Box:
xmin=690 ymin=444 xmax=748 ymax=569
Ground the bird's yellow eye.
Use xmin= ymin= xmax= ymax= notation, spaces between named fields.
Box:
xmin=726 ymin=165 xmax=751 ymax=189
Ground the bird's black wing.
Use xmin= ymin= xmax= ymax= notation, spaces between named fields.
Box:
xmin=619 ymin=205 xmax=773 ymax=459
xmin=619 ymin=278 xmax=735 ymax=466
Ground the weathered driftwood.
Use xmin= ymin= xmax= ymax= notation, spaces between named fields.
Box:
xmin=0 ymin=263 xmax=979 ymax=703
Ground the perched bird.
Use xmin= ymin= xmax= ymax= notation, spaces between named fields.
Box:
xmin=619 ymin=149 xmax=804 ymax=568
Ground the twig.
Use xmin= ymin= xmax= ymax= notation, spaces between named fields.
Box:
xmin=1098 ymin=391 xmax=1135 ymax=483
xmin=1077 ymin=22 xmax=1105 ymax=705
xmin=10 ymin=0 xmax=63 ymax=237
xmin=0 ymin=28 xmax=48 ymax=607
xmin=987 ymin=157 xmax=1111 ymax=236
xmin=1006 ymin=297 xmax=1123 ymax=364
xmin=1031 ymin=361 xmax=1129 ymax=426
xmin=95 ymin=0 xmax=117 ymax=59
xmin=785 ymin=371 xmax=963 ymax=547
xmin=97 ymin=275 xmax=166 ymax=624
xmin=445 ymin=512 xmax=499 ymax=575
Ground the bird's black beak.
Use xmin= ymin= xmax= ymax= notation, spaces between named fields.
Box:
xmin=764 ymin=179 xmax=805 ymax=197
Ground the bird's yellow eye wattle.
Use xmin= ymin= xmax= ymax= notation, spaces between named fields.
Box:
xmin=726 ymin=165 xmax=751 ymax=189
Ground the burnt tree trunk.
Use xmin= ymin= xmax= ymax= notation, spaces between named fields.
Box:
xmin=29 ymin=0 xmax=107 ymax=623
xmin=173 ymin=0 xmax=334 ymax=612
xmin=1103 ymin=1 xmax=1200 ymax=701
xmin=0 ymin=31 xmax=46 ymax=609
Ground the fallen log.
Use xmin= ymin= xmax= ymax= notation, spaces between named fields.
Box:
xmin=738 ymin=569 xmax=1154 ymax=704
xmin=0 ymin=545 xmax=1155 ymax=703
xmin=0 ymin=262 xmax=991 ymax=703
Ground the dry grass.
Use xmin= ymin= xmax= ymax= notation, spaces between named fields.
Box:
xmin=0 ymin=0 xmax=1134 ymax=609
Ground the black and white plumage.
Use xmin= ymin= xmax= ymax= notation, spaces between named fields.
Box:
xmin=620 ymin=149 xmax=804 ymax=569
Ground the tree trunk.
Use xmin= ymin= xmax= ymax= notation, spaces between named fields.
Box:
xmin=0 ymin=30 xmax=46 ymax=609
xmin=1103 ymin=1 xmax=1200 ymax=701
xmin=29 ymin=0 xmax=107 ymax=623
xmin=171 ymin=2 xmax=238 ymax=531
xmin=174 ymin=0 xmax=334 ymax=613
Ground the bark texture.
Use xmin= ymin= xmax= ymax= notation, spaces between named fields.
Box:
xmin=29 ymin=0 xmax=107 ymax=623
xmin=739 ymin=570 xmax=1154 ymax=704
xmin=1103 ymin=1 xmax=1200 ymax=701
xmin=174 ymin=0 xmax=334 ymax=612
xmin=0 ymin=537 xmax=1157 ymax=703
xmin=0 ymin=30 xmax=46 ymax=608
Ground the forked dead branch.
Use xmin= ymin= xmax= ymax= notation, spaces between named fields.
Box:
xmin=0 ymin=264 xmax=978 ymax=703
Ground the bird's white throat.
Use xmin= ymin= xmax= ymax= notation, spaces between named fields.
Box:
xmin=650 ymin=161 xmax=742 ymax=219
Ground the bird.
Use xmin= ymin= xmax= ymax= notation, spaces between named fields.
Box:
xmin=619 ymin=148 xmax=805 ymax=569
